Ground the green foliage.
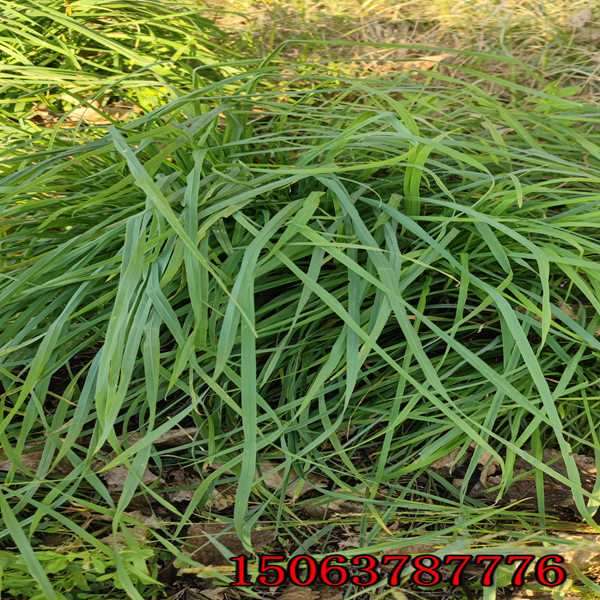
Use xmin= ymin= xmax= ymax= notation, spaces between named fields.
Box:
xmin=0 ymin=0 xmax=236 ymax=144
xmin=0 ymin=547 xmax=159 ymax=599
xmin=1 ymin=8 xmax=600 ymax=598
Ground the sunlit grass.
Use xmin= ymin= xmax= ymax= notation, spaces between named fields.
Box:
xmin=200 ymin=0 xmax=600 ymax=100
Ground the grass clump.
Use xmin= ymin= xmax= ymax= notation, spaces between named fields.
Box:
xmin=1 ymin=57 xmax=600 ymax=598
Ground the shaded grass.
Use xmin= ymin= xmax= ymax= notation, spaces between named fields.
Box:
xmin=1 ymin=52 xmax=600 ymax=598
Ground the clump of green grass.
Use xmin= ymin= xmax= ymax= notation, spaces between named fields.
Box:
xmin=1 ymin=56 xmax=600 ymax=599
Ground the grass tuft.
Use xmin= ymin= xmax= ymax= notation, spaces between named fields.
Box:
xmin=1 ymin=54 xmax=600 ymax=596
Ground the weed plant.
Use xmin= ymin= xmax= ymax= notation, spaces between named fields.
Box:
xmin=1 ymin=25 xmax=600 ymax=600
